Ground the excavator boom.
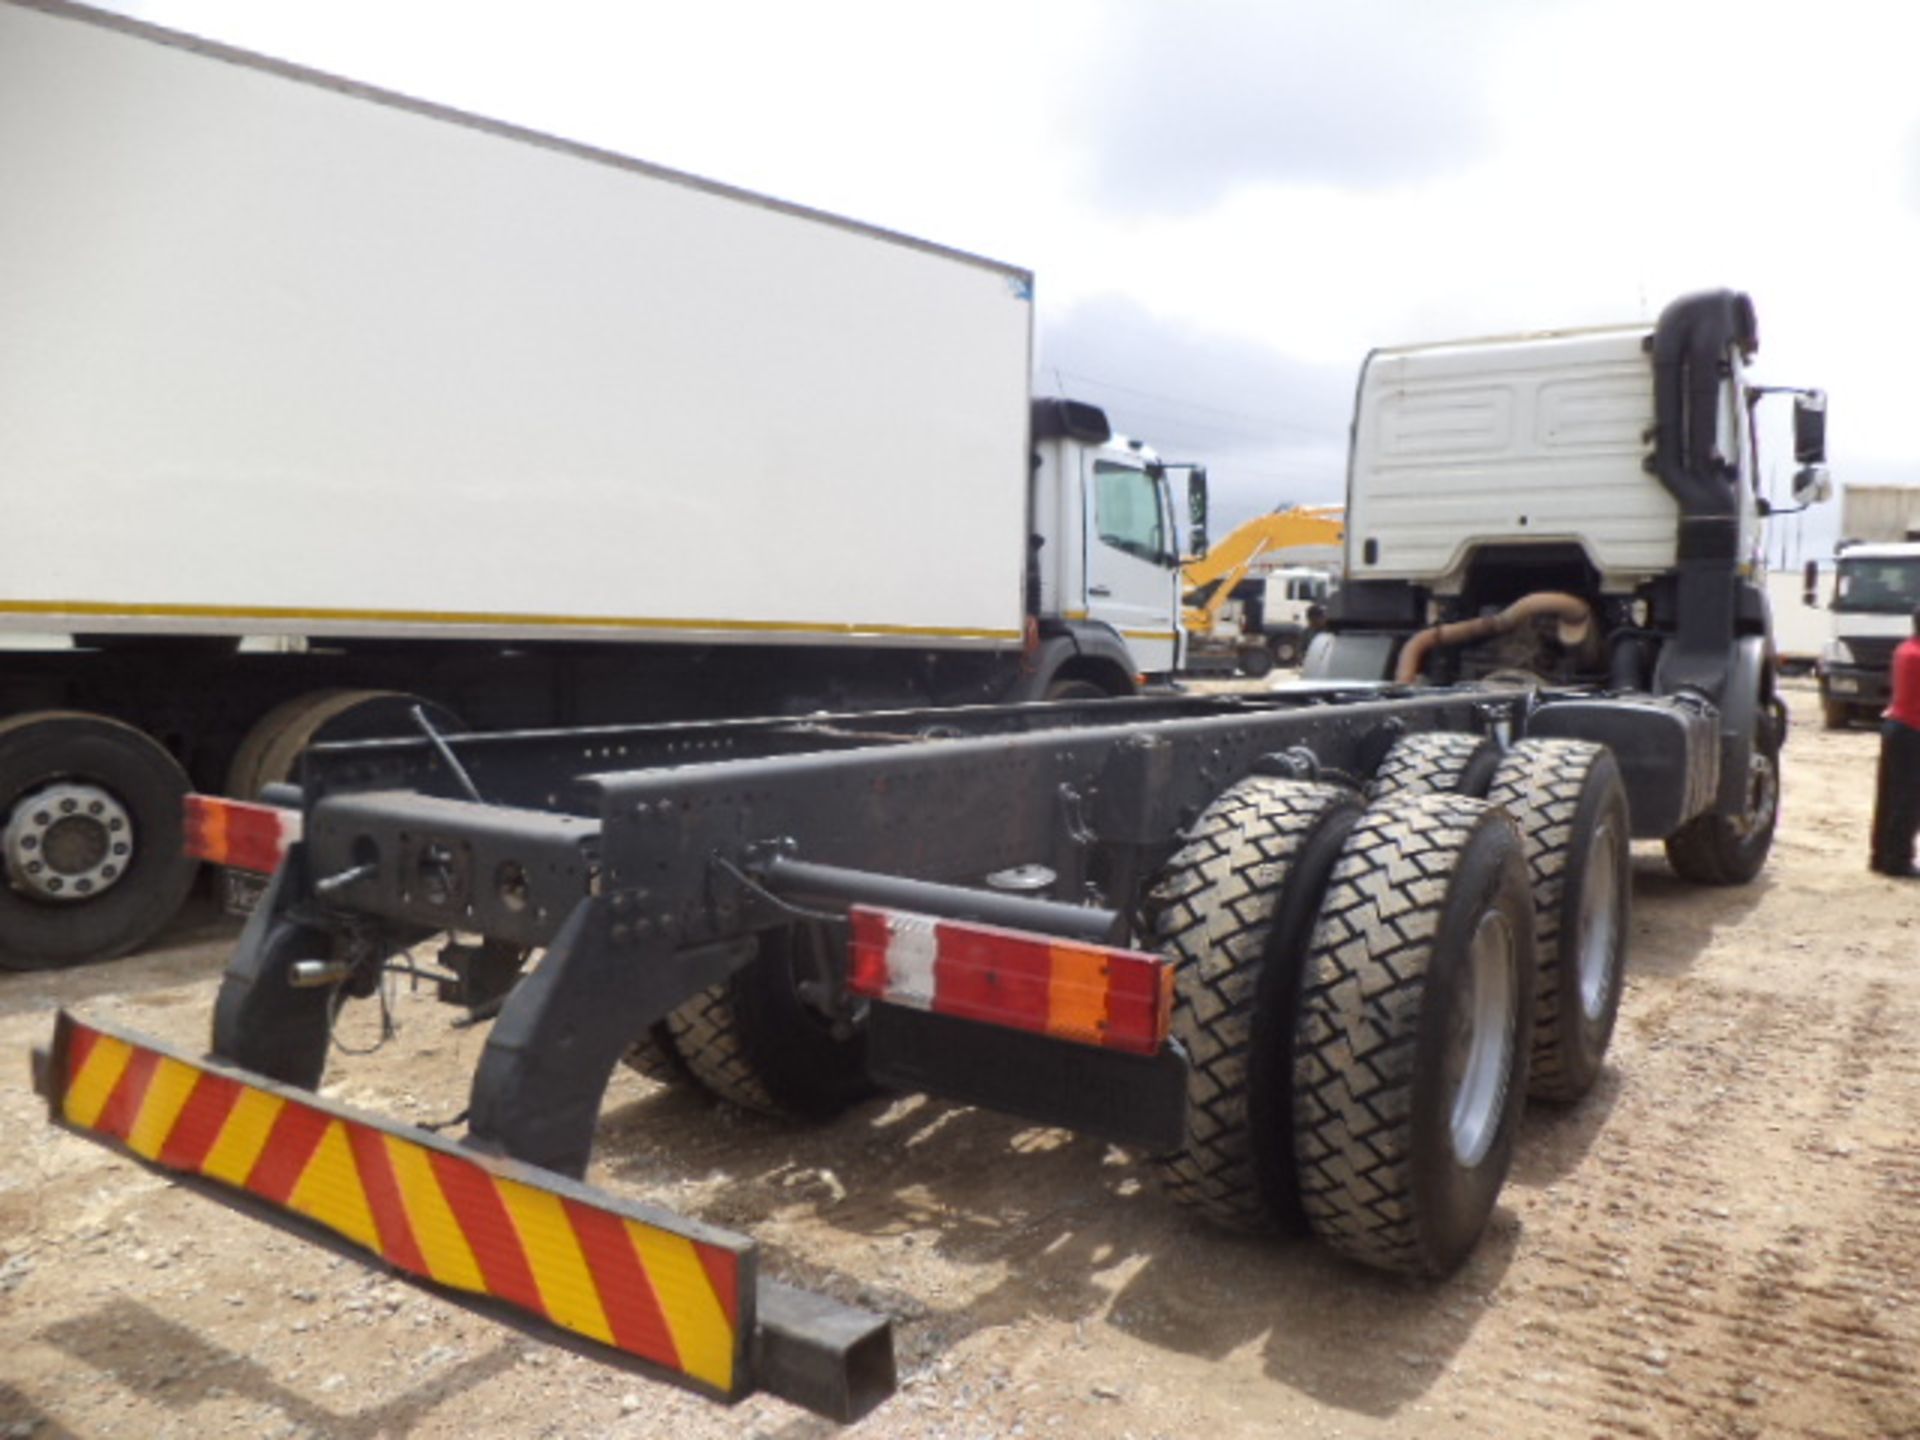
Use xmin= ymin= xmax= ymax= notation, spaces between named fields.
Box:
xmin=1181 ymin=506 xmax=1344 ymax=629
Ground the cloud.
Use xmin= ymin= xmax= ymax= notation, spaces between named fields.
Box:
xmin=1062 ymin=0 xmax=1524 ymax=215
xmin=1036 ymin=295 xmax=1355 ymax=533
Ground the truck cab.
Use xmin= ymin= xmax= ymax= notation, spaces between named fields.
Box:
xmin=1306 ymin=289 xmax=1831 ymax=884
xmin=1029 ymin=400 xmax=1185 ymax=684
xmin=1818 ymin=541 xmax=1920 ymax=727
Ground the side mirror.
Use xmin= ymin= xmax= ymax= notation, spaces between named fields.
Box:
xmin=1802 ymin=558 xmax=1820 ymax=608
xmin=1187 ymin=468 xmax=1209 ymax=559
xmin=1791 ymin=464 xmax=1833 ymax=507
xmin=1793 ymin=390 xmax=1828 ymax=465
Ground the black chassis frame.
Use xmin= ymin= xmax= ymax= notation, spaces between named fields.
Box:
xmin=221 ymin=681 xmax=1639 ymax=1179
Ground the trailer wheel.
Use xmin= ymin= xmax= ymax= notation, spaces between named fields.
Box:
xmin=227 ymin=690 xmax=464 ymax=797
xmin=1487 ymin=740 xmax=1630 ymax=1102
xmin=1663 ymin=722 xmax=1780 ymax=885
xmin=1237 ymin=645 xmax=1275 ymax=679
xmin=1292 ymin=794 xmax=1535 ymax=1276
xmin=1148 ymin=776 xmax=1363 ymax=1232
xmin=0 ymin=712 xmax=199 ymax=970
xmin=1366 ymin=731 xmax=1501 ymax=801
xmin=665 ymin=925 xmax=872 ymax=1118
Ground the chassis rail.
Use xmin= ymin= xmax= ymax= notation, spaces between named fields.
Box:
xmin=60 ymin=681 xmax=1717 ymax=1420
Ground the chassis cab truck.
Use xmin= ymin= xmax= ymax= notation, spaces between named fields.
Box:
xmin=0 ymin=0 xmax=1188 ymax=969
xmin=37 ymin=292 xmax=1824 ymax=1418
xmin=1308 ymin=290 xmax=1831 ymax=884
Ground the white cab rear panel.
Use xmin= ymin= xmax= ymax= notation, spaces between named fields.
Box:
xmin=1347 ymin=326 xmax=1677 ymax=590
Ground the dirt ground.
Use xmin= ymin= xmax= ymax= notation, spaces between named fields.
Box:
xmin=1 ymin=677 xmax=1917 ymax=1439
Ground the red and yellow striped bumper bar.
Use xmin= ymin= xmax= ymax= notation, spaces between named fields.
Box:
xmin=40 ymin=1012 xmax=755 ymax=1395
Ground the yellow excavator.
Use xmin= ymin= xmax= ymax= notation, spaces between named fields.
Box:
xmin=1182 ymin=505 xmax=1345 ymax=675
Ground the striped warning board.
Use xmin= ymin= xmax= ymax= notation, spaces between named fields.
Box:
xmin=41 ymin=1011 xmax=754 ymax=1397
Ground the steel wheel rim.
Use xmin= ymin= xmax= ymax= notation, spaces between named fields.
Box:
xmin=3 ymin=780 xmax=136 ymax=903
xmin=1577 ymin=820 xmax=1621 ymax=1021
xmin=1447 ymin=908 xmax=1517 ymax=1168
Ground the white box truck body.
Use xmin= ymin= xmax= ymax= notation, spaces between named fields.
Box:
xmin=0 ymin=0 xmax=1188 ymax=966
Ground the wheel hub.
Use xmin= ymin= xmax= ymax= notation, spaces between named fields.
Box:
xmin=1445 ymin=908 xmax=1517 ymax=1168
xmin=1576 ymin=821 xmax=1621 ymax=1021
xmin=1727 ymin=748 xmax=1778 ymax=843
xmin=3 ymin=782 xmax=134 ymax=903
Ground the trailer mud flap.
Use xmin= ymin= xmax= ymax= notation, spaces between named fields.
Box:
xmin=868 ymin=1006 xmax=1189 ymax=1152
xmin=33 ymin=1011 xmax=893 ymax=1421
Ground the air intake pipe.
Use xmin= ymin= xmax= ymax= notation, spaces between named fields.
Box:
xmin=1646 ymin=289 xmax=1756 ymax=700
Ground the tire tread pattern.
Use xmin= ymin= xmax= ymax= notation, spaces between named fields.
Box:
xmin=1292 ymin=794 xmax=1492 ymax=1273
xmin=1149 ymin=777 xmax=1352 ymax=1231
xmin=664 ymin=985 xmax=782 ymax=1114
xmin=1487 ymin=738 xmax=1608 ymax=1101
xmin=1367 ymin=732 xmax=1496 ymax=801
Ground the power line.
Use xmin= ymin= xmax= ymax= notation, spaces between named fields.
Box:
xmin=1050 ymin=367 xmax=1344 ymax=441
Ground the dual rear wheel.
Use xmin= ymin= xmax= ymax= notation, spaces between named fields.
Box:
xmin=0 ymin=712 xmax=197 ymax=970
xmin=1151 ymin=732 xmax=1630 ymax=1276
xmin=619 ymin=726 xmax=1632 ymax=1280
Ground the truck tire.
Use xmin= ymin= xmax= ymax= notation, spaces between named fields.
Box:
xmin=1237 ymin=645 xmax=1275 ymax=679
xmin=1292 ymin=793 xmax=1536 ymax=1276
xmin=1147 ymin=776 xmax=1363 ymax=1232
xmin=1270 ymin=633 xmax=1302 ymax=668
xmin=622 ymin=1024 xmax=690 ymax=1085
xmin=1663 ymin=722 xmax=1780 ymax=885
xmin=665 ymin=925 xmax=872 ymax=1118
xmin=229 ymin=690 xmax=464 ymax=797
xmin=1486 ymin=740 xmax=1630 ymax=1102
xmin=0 ymin=712 xmax=199 ymax=970
xmin=1366 ymin=731 xmax=1501 ymax=801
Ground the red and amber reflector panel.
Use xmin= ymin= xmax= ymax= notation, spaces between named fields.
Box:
xmin=846 ymin=906 xmax=1173 ymax=1056
xmin=182 ymin=794 xmax=302 ymax=874
xmin=43 ymin=1012 xmax=754 ymax=1397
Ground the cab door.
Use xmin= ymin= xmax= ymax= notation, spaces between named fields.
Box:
xmin=1084 ymin=458 xmax=1180 ymax=673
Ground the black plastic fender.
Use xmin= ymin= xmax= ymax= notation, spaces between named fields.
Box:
xmin=1707 ymin=634 xmax=1770 ymax=821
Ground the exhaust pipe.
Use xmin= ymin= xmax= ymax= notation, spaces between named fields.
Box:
xmin=1394 ymin=591 xmax=1592 ymax=685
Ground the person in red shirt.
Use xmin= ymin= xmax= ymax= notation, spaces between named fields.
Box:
xmin=1871 ymin=606 xmax=1920 ymax=876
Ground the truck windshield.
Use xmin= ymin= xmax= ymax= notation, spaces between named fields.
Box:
xmin=1834 ymin=555 xmax=1920 ymax=614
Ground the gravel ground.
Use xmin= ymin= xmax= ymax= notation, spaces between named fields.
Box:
xmin=1 ymin=678 xmax=1916 ymax=1439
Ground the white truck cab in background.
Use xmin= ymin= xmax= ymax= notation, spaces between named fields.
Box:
xmin=1813 ymin=485 xmax=1920 ymax=728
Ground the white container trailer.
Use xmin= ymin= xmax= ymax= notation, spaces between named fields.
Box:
xmin=0 ymin=0 xmax=1190 ymax=967
xmin=1839 ymin=484 xmax=1920 ymax=546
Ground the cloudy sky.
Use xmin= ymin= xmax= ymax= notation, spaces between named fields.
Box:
xmin=101 ymin=0 xmax=1919 ymax=559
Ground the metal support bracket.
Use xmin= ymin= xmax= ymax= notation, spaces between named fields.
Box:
xmin=465 ymin=896 xmax=757 ymax=1177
